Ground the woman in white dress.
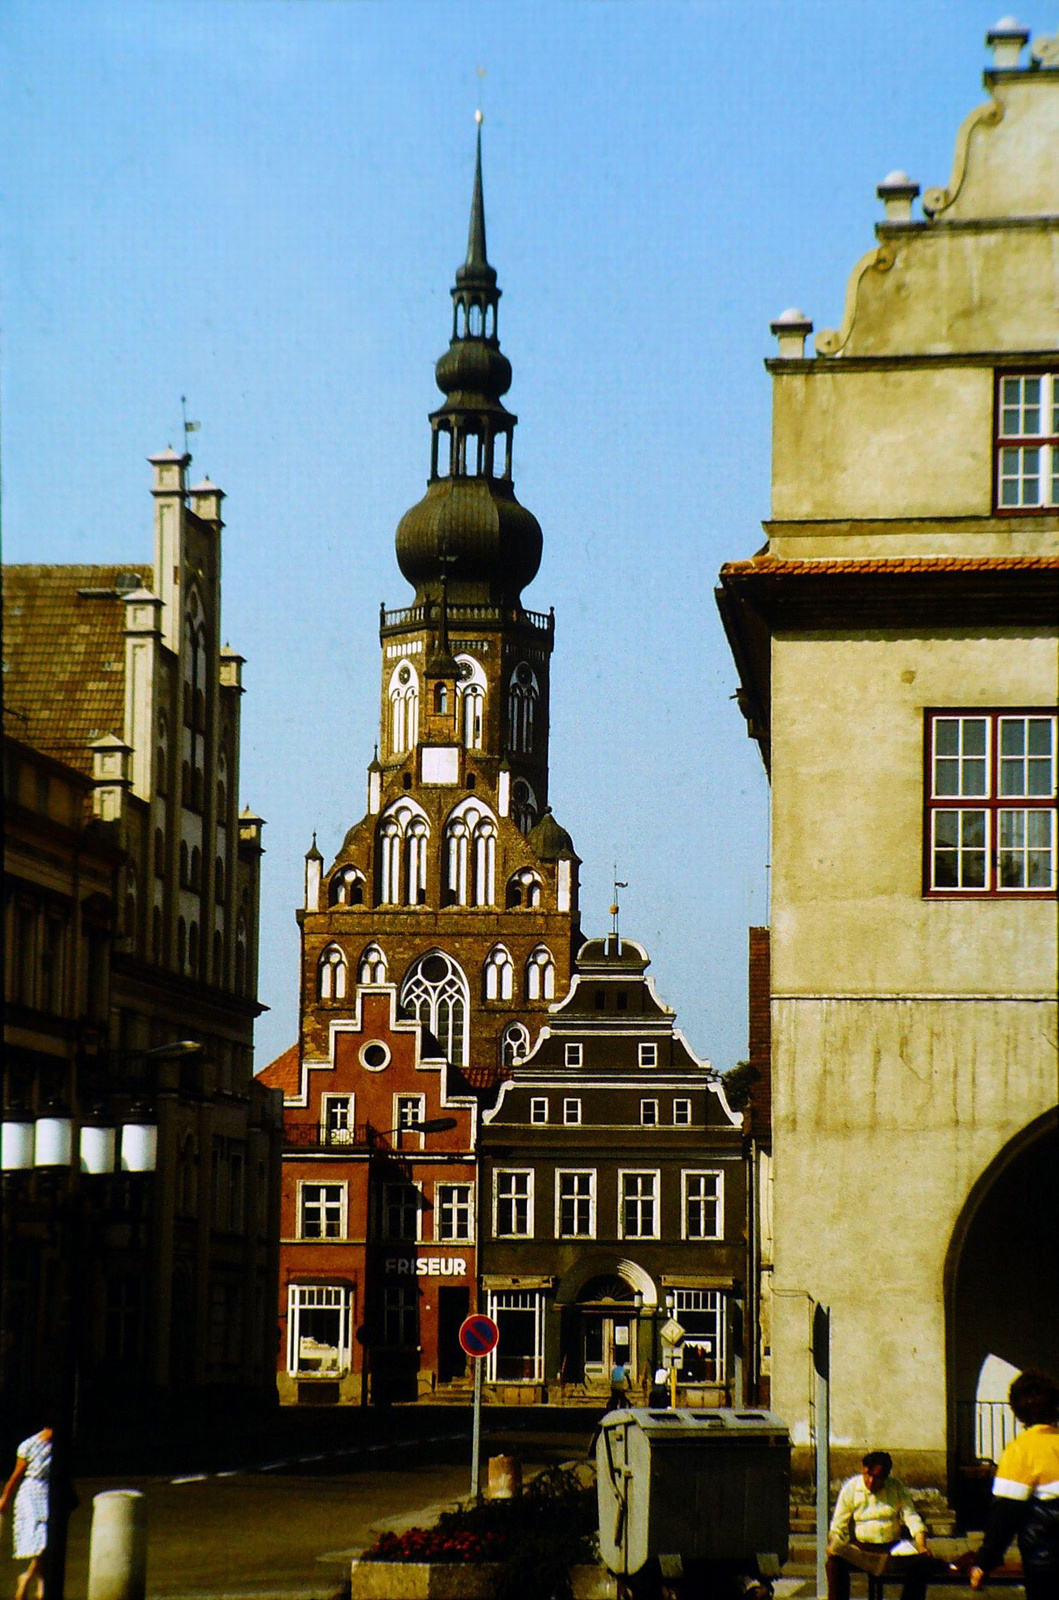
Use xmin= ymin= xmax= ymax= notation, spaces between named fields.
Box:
xmin=0 ymin=1427 xmax=52 ymax=1600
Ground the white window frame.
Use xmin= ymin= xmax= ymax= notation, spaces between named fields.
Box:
xmin=640 ymin=1098 xmax=659 ymax=1126
xmin=618 ymin=1169 xmax=659 ymax=1240
xmin=673 ymin=1098 xmax=692 ymax=1126
xmin=486 ymin=1289 xmax=544 ymax=1383
xmin=286 ymin=1283 xmax=352 ymax=1376
xmin=563 ymin=1097 xmax=582 ymax=1126
xmin=435 ymin=1182 xmax=475 ymax=1243
xmin=565 ymin=1043 xmax=583 ymax=1067
xmin=995 ymin=371 xmax=1059 ymax=511
xmin=639 ymin=1042 xmax=658 ymax=1068
xmin=394 ymin=1092 xmax=426 ymax=1149
xmin=529 ymin=1097 xmax=548 ymax=1125
xmin=298 ymin=1180 xmax=347 ymax=1241
xmin=682 ymin=1169 xmax=724 ymax=1241
xmin=493 ymin=1168 xmax=534 ymax=1238
xmin=555 ymin=1168 xmax=596 ymax=1239
xmin=671 ymin=1288 xmax=726 ymax=1383
xmin=321 ymin=1093 xmax=355 ymax=1144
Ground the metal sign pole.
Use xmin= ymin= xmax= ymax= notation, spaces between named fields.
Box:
xmin=471 ymin=1354 xmax=483 ymax=1499
xmin=813 ymin=1304 xmax=831 ymax=1600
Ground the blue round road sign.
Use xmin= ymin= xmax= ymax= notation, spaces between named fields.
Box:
xmin=459 ymin=1313 xmax=499 ymax=1357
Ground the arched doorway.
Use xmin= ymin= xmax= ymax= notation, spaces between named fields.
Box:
xmin=945 ymin=1111 xmax=1058 ymax=1518
xmin=555 ymin=1258 xmax=658 ymax=1394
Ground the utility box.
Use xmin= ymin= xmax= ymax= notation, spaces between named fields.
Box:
xmin=596 ymin=1408 xmax=790 ymax=1576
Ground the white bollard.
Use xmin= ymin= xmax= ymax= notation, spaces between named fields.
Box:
xmin=87 ymin=1489 xmax=147 ymax=1600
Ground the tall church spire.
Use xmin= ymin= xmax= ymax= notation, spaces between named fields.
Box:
xmin=394 ymin=120 xmax=542 ymax=610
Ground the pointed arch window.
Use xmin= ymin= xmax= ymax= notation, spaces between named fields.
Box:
xmin=501 ymin=1022 xmax=530 ymax=1066
xmin=508 ymin=664 xmax=539 ymax=755
xmin=511 ymin=780 xmax=538 ymax=837
xmin=400 ymin=951 xmax=469 ymax=1066
xmin=506 ymin=868 xmax=543 ymax=908
xmin=378 ymin=800 xmax=429 ymax=906
xmin=330 ymin=866 xmax=365 ymax=907
xmin=484 ymin=945 xmax=514 ymax=1002
xmin=443 ymin=799 xmax=497 ymax=907
xmin=525 ymin=946 xmax=555 ymax=1002
xmin=389 ymin=662 xmax=420 ymax=755
xmin=358 ymin=944 xmax=387 ymax=985
xmin=235 ymin=914 xmax=247 ymax=994
xmin=456 ymin=656 xmax=486 ymax=750
xmin=318 ymin=944 xmax=348 ymax=1002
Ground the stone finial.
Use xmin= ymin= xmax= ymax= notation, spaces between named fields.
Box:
xmin=986 ymin=16 xmax=1029 ymax=68
xmin=219 ymin=646 xmax=245 ymax=690
xmin=89 ymin=733 xmax=133 ymax=821
xmin=876 ymin=171 xmax=920 ymax=222
xmin=238 ymin=807 xmax=265 ymax=851
xmin=189 ymin=479 xmax=226 ymax=527
xmin=122 ymin=588 xmax=163 ymax=636
xmin=304 ymin=834 xmax=323 ymax=911
xmin=769 ymin=309 xmax=814 ymax=360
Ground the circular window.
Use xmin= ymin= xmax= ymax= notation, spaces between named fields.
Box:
xmin=360 ymin=1041 xmax=391 ymax=1071
xmin=421 ymin=953 xmax=449 ymax=983
xmin=398 ymin=664 xmax=411 ymax=685
xmin=516 ymin=663 xmax=532 ymax=685
xmin=457 ymin=660 xmax=474 ymax=682
xmin=513 ymin=781 xmax=530 ymax=802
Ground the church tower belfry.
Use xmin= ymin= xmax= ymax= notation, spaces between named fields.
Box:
xmin=298 ymin=124 xmax=581 ymax=1091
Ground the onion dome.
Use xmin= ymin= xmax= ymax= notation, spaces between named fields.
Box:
xmin=395 ymin=119 xmax=543 ymax=608
xmin=527 ymin=806 xmax=578 ymax=861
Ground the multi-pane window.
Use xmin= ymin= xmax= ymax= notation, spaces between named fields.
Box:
xmin=494 ymin=1170 xmax=533 ymax=1237
xmin=683 ymin=1170 xmax=724 ymax=1240
xmin=673 ymin=1289 xmax=725 ymax=1384
xmin=287 ymin=1284 xmax=352 ymax=1374
xmin=619 ymin=1170 xmax=659 ymax=1240
xmin=565 ymin=1043 xmax=583 ymax=1067
xmin=927 ymin=711 xmax=1057 ymax=893
xmin=563 ymin=1098 xmax=582 ymax=1125
xmin=299 ymin=1183 xmax=345 ymax=1240
xmin=395 ymin=1095 xmax=425 ymax=1148
xmin=640 ymin=1099 xmax=659 ymax=1126
xmin=639 ymin=1043 xmax=658 ymax=1068
xmin=673 ymin=1099 xmax=692 ymax=1126
xmin=382 ymin=1285 xmax=418 ymax=1346
xmin=487 ymin=1290 xmax=544 ymax=1383
xmin=996 ymin=373 xmax=1059 ymax=510
xmin=322 ymin=1095 xmax=355 ymax=1145
xmin=530 ymin=1097 xmax=548 ymax=1124
xmin=556 ymin=1170 xmax=595 ymax=1238
xmin=381 ymin=1183 xmax=421 ymax=1241
xmin=436 ymin=1184 xmax=474 ymax=1242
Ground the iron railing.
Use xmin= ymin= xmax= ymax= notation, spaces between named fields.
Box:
xmin=380 ymin=601 xmax=553 ymax=637
xmin=954 ymin=1399 xmax=1023 ymax=1464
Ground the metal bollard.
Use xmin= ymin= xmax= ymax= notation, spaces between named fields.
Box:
xmin=487 ymin=1454 xmax=522 ymax=1499
xmin=87 ymin=1489 xmax=147 ymax=1600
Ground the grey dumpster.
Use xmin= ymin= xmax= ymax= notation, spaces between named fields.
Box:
xmin=596 ymin=1408 xmax=790 ymax=1577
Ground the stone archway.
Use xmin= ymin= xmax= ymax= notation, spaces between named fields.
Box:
xmin=945 ymin=1109 xmax=1058 ymax=1515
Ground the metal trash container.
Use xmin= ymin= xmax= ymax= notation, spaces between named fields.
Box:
xmin=596 ymin=1408 xmax=790 ymax=1577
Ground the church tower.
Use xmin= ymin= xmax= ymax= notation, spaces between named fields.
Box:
xmin=299 ymin=124 xmax=582 ymax=1090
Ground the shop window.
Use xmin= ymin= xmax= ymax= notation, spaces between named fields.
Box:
xmin=287 ymin=1283 xmax=352 ymax=1375
xmin=487 ymin=1290 xmax=544 ymax=1383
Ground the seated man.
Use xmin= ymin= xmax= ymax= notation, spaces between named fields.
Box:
xmin=827 ymin=1451 xmax=930 ymax=1600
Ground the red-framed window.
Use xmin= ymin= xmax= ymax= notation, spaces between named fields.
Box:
xmin=995 ymin=372 xmax=1059 ymax=512
xmin=925 ymin=710 xmax=1057 ymax=896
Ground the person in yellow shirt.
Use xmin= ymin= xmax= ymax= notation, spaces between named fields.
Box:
xmin=969 ymin=1370 xmax=1059 ymax=1600
xmin=826 ymin=1451 xmax=930 ymax=1600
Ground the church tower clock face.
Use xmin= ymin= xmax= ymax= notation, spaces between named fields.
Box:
xmin=299 ymin=124 xmax=581 ymax=1091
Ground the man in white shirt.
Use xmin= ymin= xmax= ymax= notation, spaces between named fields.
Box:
xmin=827 ymin=1451 xmax=931 ymax=1600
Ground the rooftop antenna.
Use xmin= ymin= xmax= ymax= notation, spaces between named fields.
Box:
xmin=609 ymin=866 xmax=628 ymax=955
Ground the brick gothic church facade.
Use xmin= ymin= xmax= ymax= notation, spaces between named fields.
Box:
xmin=297 ymin=129 xmax=581 ymax=1089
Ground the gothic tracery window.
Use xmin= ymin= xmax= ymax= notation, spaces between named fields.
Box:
xmin=330 ymin=866 xmax=365 ymax=907
xmin=484 ymin=945 xmax=514 ymax=1001
xmin=358 ymin=944 xmax=387 ymax=984
xmin=443 ymin=798 xmax=497 ymax=907
xmin=511 ymin=780 xmax=538 ymax=836
xmin=506 ymin=868 xmax=543 ymax=908
xmin=525 ymin=945 xmax=555 ymax=1002
xmin=501 ymin=1021 xmax=531 ymax=1066
xmin=389 ymin=662 xmax=419 ymax=755
xmin=508 ymin=663 xmax=538 ymax=755
xmin=400 ymin=951 xmax=469 ymax=1066
xmin=456 ymin=656 xmax=486 ymax=751
xmin=318 ymin=944 xmax=348 ymax=1002
xmin=378 ymin=800 xmax=429 ymax=906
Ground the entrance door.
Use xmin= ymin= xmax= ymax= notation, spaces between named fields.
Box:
xmin=438 ymin=1285 xmax=469 ymax=1382
xmin=583 ymin=1315 xmax=635 ymax=1384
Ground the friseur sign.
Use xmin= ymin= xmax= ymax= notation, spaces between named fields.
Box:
xmin=384 ymin=1255 xmax=469 ymax=1277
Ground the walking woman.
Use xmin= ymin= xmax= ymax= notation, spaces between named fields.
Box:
xmin=0 ymin=1426 xmax=52 ymax=1600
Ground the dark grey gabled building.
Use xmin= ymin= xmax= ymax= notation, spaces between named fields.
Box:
xmin=478 ymin=934 xmax=746 ymax=1406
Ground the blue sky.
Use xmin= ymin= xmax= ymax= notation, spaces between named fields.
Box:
xmin=1 ymin=0 xmax=1023 ymax=1072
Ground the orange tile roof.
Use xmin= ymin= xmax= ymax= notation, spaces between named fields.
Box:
xmin=257 ymin=1043 xmax=300 ymax=1096
xmin=721 ymin=555 xmax=1059 ymax=577
xmin=2 ymin=565 xmax=150 ymax=772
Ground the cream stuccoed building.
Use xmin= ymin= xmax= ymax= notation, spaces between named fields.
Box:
xmin=717 ymin=20 xmax=1058 ymax=1496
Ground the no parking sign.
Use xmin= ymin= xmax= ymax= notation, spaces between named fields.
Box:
xmin=459 ymin=1314 xmax=499 ymax=1358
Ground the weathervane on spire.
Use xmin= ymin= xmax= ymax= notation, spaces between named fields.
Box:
xmin=610 ymin=867 xmax=629 ymax=954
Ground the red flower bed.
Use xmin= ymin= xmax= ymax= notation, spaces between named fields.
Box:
xmin=364 ymin=1529 xmax=508 ymax=1564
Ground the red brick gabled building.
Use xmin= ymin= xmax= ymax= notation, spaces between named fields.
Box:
xmin=259 ymin=987 xmax=478 ymax=1405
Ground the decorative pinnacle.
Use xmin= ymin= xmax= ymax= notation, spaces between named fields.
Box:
xmin=466 ymin=119 xmax=488 ymax=269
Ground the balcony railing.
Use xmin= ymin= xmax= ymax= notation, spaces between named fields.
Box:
xmin=380 ymin=601 xmax=554 ymax=638
xmin=284 ymin=1123 xmax=379 ymax=1152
